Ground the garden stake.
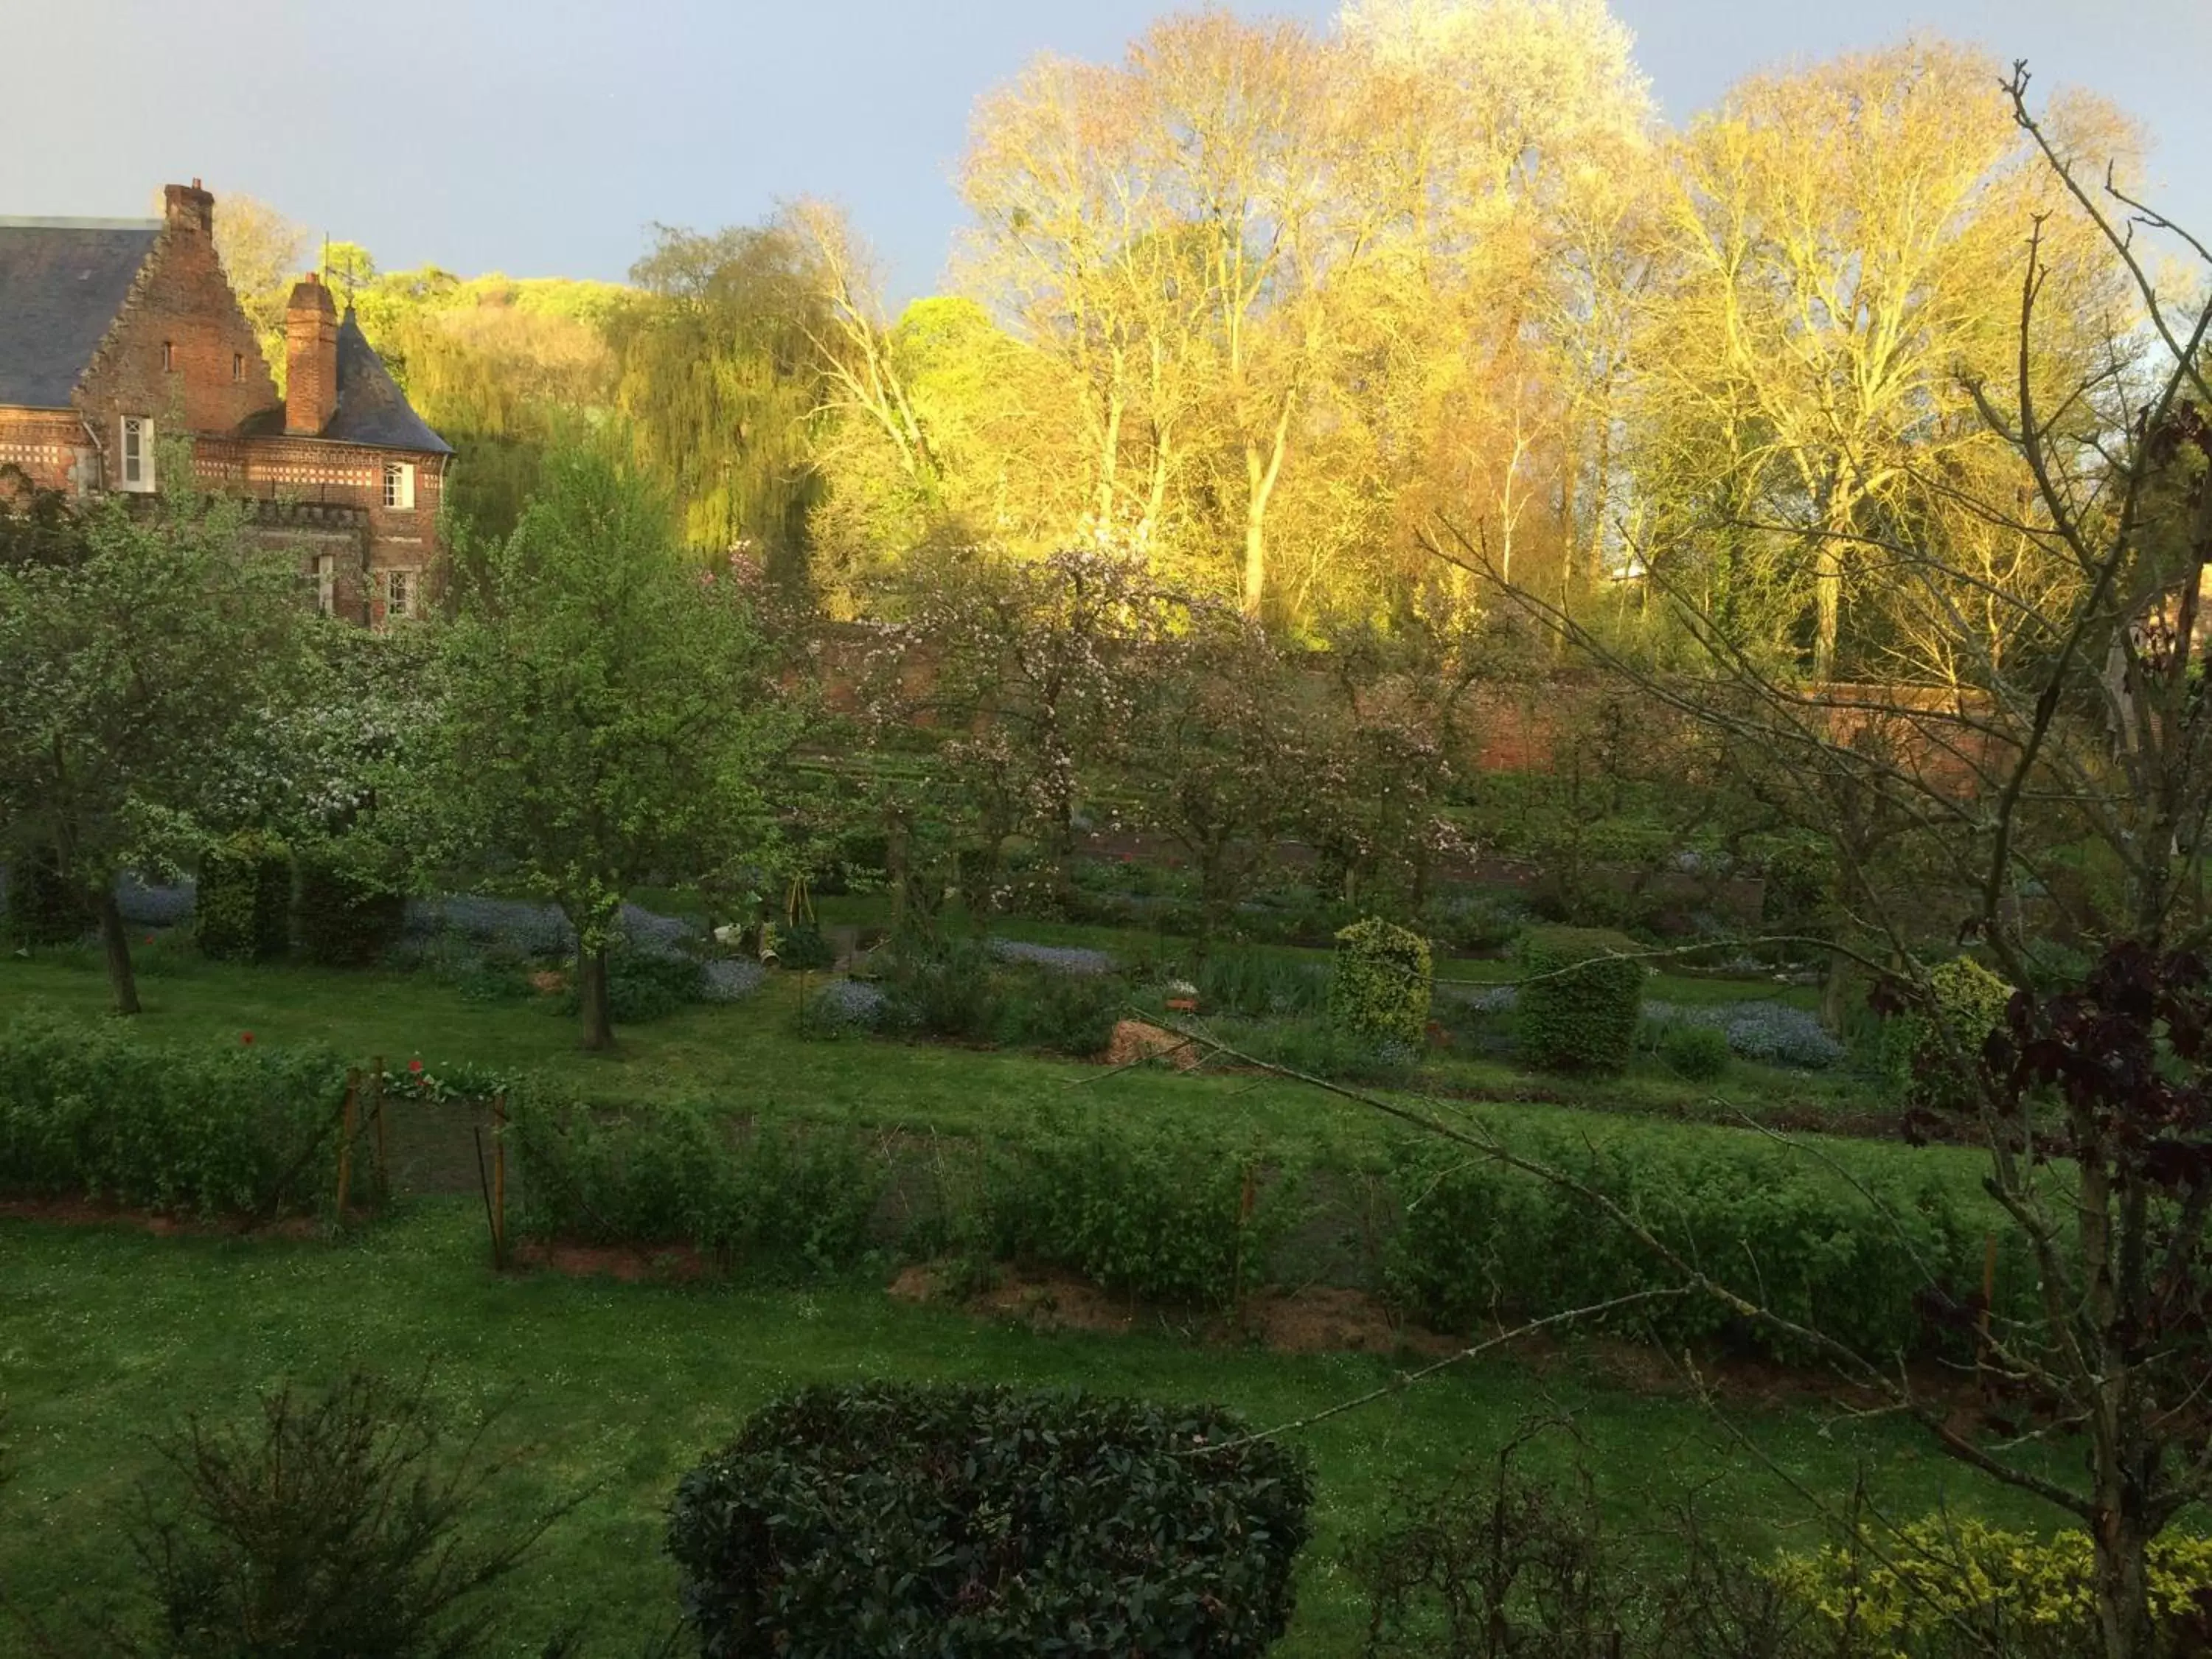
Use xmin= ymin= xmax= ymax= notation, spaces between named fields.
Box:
xmin=371 ymin=1054 xmax=389 ymax=1203
xmin=491 ymin=1093 xmax=509 ymax=1268
xmin=471 ymin=1126 xmax=506 ymax=1270
xmin=335 ymin=1069 xmax=358 ymax=1221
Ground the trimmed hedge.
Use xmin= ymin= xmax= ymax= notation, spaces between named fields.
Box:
xmin=1382 ymin=1122 xmax=2028 ymax=1364
xmin=667 ymin=1382 xmax=1313 ymax=1658
xmin=1330 ymin=917 xmax=1432 ymax=1048
xmin=0 ymin=1009 xmax=347 ymax=1217
xmin=979 ymin=1122 xmax=1293 ymax=1308
xmin=1884 ymin=954 xmax=2015 ymax=1112
xmin=505 ymin=1094 xmax=880 ymax=1271
xmin=1 ymin=845 xmax=90 ymax=947
xmin=294 ymin=855 xmax=406 ymax=967
xmin=195 ymin=836 xmax=291 ymax=963
xmin=1516 ymin=926 xmax=1644 ymax=1074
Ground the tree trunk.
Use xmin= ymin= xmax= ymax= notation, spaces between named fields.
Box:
xmin=2093 ymin=1507 xmax=2154 ymax=1659
xmin=1818 ymin=948 xmax=1850 ymax=1034
xmin=578 ymin=943 xmax=613 ymax=1052
xmin=97 ymin=887 xmax=141 ymax=1016
xmin=1242 ymin=507 xmax=1267 ymax=619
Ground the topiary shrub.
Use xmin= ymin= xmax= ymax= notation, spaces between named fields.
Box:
xmin=1882 ymin=954 xmax=2015 ymax=1112
xmin=667 ymin=1382 xmax=1313 ymax=1658
xmin=770 ymin=919 xmax=837 ymax=971
xmin=1329 ymin=917 xmax=1432 ymax=1048
xmin=1657 ymin=1022 xmax=1731 ymax=1082
xmin=1515 ymin=927 xmax=1643 ymax=1074
xmin=195 ymin=835 xmax=291 ymax=963
xmin=293 ymin=854 xmax=406 ymax=967
xmin=1 ymin=844 xmax=91 ymax=947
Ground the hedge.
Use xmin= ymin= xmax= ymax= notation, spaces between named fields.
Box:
xmin=1 ymin=845 xmax=90 ymax=947
xmin=294 ymin=854 xmax=406 ymax=967
xmin=195 ymin=835 xmax=291 ymax=963
xmin=1382 ymin=1121 xmax=2030 ymax=1365
xmin=1330 ymin=917 xmax=1433 ymax=1048
xmin=1516 ymin=926 xmax=1644 ymax=1073
xmin=667 ymin=1382 xmax=1313 ymax=1658
xmin=0 ymin=1009 xmax=347 ymax=1217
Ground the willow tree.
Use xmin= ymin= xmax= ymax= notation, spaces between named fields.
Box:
xmin=608 ymin=223 xmax=831 ymax=586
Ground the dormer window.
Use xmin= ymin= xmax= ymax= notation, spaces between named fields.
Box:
xmin=119 ymin=416 xmax=155 ymax=493
xmin=382 ymin=461 xmax=416 ymax=511
xmin=162 ymin=341 xmax=175 ymax=372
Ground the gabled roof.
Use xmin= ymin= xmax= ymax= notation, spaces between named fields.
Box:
xmin=324 ymin=312 xmax=452 ymax=455
xmin=0 ymin=218 xmax=160 ymax=409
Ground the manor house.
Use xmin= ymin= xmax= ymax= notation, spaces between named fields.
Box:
xmin=0 ymin=181 xmax=450 ymax=625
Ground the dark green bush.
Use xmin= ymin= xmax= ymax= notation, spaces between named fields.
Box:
xmin=879 ymin=936 xmax=999 ymax=1040
xmin=1657 ymin=1023 xmax=1732 ymax=1082
xmin=1234 ymin=1015 xmax=1419 ymax=1087
xmin=195 ymin=836 xmax=292 ymax=963
xmin=1382 ymin=1124 xmax=2028 ymax=1365
xmin=980 ymin=1122 xmax=1292 ymax=1309
xmin=293 ymin=854 xmax=407 ymax=967
xmin=1515 ymin=927 xmax=1644 ymax=1074
xmin=993 ymin=968 xmax=1122 ymax=1057
xmin=506 ymin=1093 xmax=880 ymax=1271
xmin=556 ymin=949 xmax=703 ymax=1024
xmin=769 ymin=919 xmax=836 ymax=970
xmin=1330 ymin=917 xmax=1433 ymax=1047
xmin=0 ymin=1009 xmax=346 ymax=1217
xmin=1 ymin=844 xmax=90 ymax=947
xmin=667 ymin=1382 xmax=1313 ymax=1659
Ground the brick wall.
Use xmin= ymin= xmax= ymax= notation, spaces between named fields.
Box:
xmin=0 ymin=408 xmax=94 ymax=494
xmin=193 ymin=434 xmax=445 ymax=624
xmin=74 ymin=188 xmax=279 ymax=479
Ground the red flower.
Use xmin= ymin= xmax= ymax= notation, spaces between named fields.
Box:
xmin=407 ymin=1058 xmax=424 ymax=1074
xmin=240 ymin=1032 xmax=255 ymax=1045
xmin=143 ymin=935 xmax=155 ymax=946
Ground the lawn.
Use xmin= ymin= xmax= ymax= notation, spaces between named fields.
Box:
xmin=0 ymin=1200 xmax=2046 ymax=1658
xmin=0 ymin=940 xmax=1907 ymax=1157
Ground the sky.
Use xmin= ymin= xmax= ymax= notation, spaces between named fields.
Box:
xmin=2 ymin=0 xmax=2207 ymax=303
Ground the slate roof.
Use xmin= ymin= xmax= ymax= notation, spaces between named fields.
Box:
xmin=322 ymin=313 xmax=452 ymax=455
xmin=0 ymin=218 xmax=161 ymax=408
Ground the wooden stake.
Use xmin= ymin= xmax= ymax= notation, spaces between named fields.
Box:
xmin=472 ymin=1126 xmax=500 ymax=1267
xmin=490 ymin=1092 xmax=509 ymax=1269
xmin=370 ymin=1054 xmax=389 ymax=1205
xmin=335 ymin=1069 xmax=359 ymax=1222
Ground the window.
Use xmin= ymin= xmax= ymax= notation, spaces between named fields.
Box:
xmin=386 ymin=569 xmax=414 ymax=620
xmin=161 ymin=341 xmax=175 ymax=372
xmin=232 ymin=352 xmax=244 ymax=383
xmin=118 ymin=416 xmax=154 ymax=492
xmin=382 ymin=461 xmax=416 ymax=511
xmin=312 ymin=554 xmax=335 ymax=616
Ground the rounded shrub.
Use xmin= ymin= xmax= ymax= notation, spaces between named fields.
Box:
xmin=1329 ymin=917 xmax=1432 ymax=1048
xmin=1514 ymin=926 xmax=1643 ymax=1074
xmin=293 ymin=854 xmax=406 ymax=967
xmin=195 ymin=835 xmax=291 ymax=963
xmin=1882 ymin=954 xmax=2015 ymax=1111
xmin=1657 ymin=1021 xmax=1731 ymax=1082
xmin=667 ymin=1382 xmax=1314 ymax=1658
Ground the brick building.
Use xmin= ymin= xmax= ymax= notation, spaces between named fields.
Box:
xmin=0 ymin=181 xmax=451 ymax=625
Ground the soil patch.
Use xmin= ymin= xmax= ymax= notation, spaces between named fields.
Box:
xmin=509 ymin=1239 xmax=714 ymax=1284
xmin=0 ymin=1197 xmax=324 ymax=1238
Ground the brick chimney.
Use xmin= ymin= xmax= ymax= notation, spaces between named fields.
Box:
xmin=163 ymin=178 xmax=213 ymax=236
xmin=284 ymin=272 xmax=338 ymax=437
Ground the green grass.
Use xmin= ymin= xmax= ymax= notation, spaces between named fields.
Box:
xmin=0 ymin=1201 xmax=2047 ymax=1657
xmin=0 ymin=947 xmax=1961 ymax=1183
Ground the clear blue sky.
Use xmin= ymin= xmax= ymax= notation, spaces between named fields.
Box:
xmin=2 ymin=0 xmax=2205 ymax=301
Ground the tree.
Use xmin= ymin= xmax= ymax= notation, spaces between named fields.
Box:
xmin=0 ymin=472 xmax=300 ymax=1015
xmin=210 ymin=192 xmax=307 ymax=375
xmin=1411 ymin=62 xmax=2212 ymax=1658
xmin=430 ymin=442 xmax=791 ymax=1050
